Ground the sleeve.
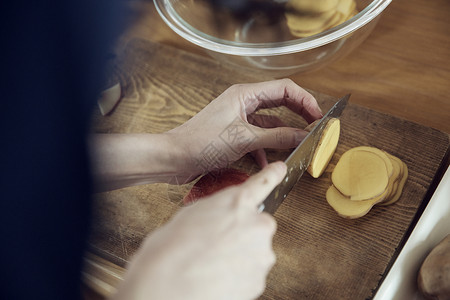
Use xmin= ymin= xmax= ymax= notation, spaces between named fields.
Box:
xmin=0 ymin=1 xmax=125 ymax=299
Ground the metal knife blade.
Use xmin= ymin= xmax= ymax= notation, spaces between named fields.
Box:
xmin=260 ymin=94 xmax=350 ymax=214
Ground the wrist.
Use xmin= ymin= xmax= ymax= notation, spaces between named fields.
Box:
xmin=89 ymin=133 xmax=198 ymax=191
xmin=163 ymin=131 xmax=201 ymax=184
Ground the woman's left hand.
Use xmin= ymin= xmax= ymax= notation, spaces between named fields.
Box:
xmin=168 ymin=78 xmax=323 ymax=183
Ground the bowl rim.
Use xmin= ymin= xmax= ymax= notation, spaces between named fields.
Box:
xmin=154 ymin=0 xmax=392 ymax=56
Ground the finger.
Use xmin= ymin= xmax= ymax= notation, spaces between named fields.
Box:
xmin=247 ymin=114 xmax=288 ymax=128
xmin=252 ymin=127 xmax=308 ymax=150
xmin=250 ymin=149 xmax=268 ymax=168
xmin=237 ymin=161 xmax=287 ymax=208
xmin=242 ymin=79 xmax=323 ymax=123
xmin=256 ymin=212 xmax=277 ymax=239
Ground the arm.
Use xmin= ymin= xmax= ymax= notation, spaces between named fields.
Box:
xmin=88 ymin=133 xmax=191 ymax=192
xmin=89 ymin=79 xmax=323 ymax=192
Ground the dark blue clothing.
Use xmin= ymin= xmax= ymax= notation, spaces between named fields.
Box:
xmin=0 ymin=1 xmax=124 ymax=299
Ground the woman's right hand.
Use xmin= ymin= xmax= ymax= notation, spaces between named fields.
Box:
xmin=111 ymin=161 xmax=287 ymax=300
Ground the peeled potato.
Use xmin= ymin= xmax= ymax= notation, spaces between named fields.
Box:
xmin=379 ymin=160 xmax=408 ymax=206
xmin=354 ymin=146 xmax=394 ymax=177
xmin=286 ymin=0 xmax=358 ymax=38
xmin=287 ymin=0 xmax=339 ymax=14
xmin=336 ymin=0 xmax=356 ymax=16
xmin=326 ymin=146 xmax=408 ymax=218
xmin=307 ymin=118 xmax=340 ymax=178
xmin=325 ymin=0 xmax=356 ymax=29
xmin=326 ymin=184 xmax=388 ymax=219
xmin=380 ymin=153 xmax=402 ymax=201
xmin=331 ymin=148 xmax=389 ymax=201
xmin=286 ymin=9 xmax=337 ymax=34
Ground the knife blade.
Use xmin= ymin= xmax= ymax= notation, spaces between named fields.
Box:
xmin=259 ymin=94 xmax=350 ymax=214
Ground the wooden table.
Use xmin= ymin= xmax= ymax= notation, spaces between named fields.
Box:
xmin=115 ymin=0 xmax=450 ymax=134
xmin=82 ymin=0 xmax=450 ymax=299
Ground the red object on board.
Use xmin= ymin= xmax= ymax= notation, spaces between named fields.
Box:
xmin=183 ymin=168 xmax=250 ymax=205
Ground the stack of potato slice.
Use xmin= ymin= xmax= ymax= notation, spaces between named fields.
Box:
xmin=285 ymin=0 xmax=358 ymax=38
xmin=326 ymin=146 xmax=408 ymax=219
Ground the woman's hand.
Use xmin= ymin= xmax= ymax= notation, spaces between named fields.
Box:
xmin=89 ymin=79 xmax=322 ymax=191
xmin=168 ymin=78 xmax=322 ymax=183
xmin=111 ymin=161 xmax=286 ymax=300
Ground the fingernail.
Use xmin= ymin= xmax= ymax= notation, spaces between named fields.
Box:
xmin=271 ymin=161 xmax=287 ymax=175
xmin=319 ymin=106 xmax=324 ymax=117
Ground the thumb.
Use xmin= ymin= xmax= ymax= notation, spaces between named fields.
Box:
xmin=238 ymin=161 xmax=287 ymax=209
xmin=252 ymin=127 xmax=308 ymax=150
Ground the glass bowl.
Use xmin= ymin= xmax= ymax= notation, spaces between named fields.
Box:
xmin=154 ymin=0 xmax=392 ymax=77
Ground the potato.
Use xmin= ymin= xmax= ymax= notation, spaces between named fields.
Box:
xmin=382 ymin=153 xmax=403 ymax=200
xmin=336 ymin=0 xmax=356 ymax=17
xmin=331 ymin=148 xmax=390 ymax=201
xmin=417 ymin=234 xmax=450 ymax=300
xmin=379 ymin=159 xmax=408 ymax=206
xmin=286 ymin=9 xmax=337 ymax=37
xmin=285 ymin=0 xmax=358 ymax=38
xmin=286 ymin=0 xmax=339 ymax=14
xmin=326 ymin=146 xmax=408 ymax=218
xmin=355 ymin=146 xmax=394 ymax=177
xmin=326 ymin=184 xmax=388 ymax=219
xmin=307 ymin=118 xmax=340 ymax=178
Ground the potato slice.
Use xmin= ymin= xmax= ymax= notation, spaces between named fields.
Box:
xmin=328 ymin=0 xmax=356 ymax=28
xmin=286 ymin=9 xmax=337 ymax=33
xmin=307 ymin=118 xmax=340 ymax=178
xmin=304 ymin=119 xmax=320 ymax=132
xmin=353 ymin=146 xmax=394 ymax=177
xmin=326 ymin=184 xmax=388 ymax=219
xmin=287 ymin=11 xmax=342 ymax=38
xmin=379 ymin=160 xmax=408 ymax=206
xmin=326 ymin=146 xmax=408 ymax=218
xmin=285 ymin=0 xmax=358 ymax=38
xmin=379 ymin=153 xmax=402 ymax=202
xmin=331 ymin=148 xmax=389 ymax=201
xmin=336 ymin=0 xmax=356 ymax=17
xmin=286 ymin=0 xmax=339 ymax=14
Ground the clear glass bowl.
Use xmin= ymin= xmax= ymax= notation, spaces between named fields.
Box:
xmin=154 ymin=0 xmax=391 ymax=77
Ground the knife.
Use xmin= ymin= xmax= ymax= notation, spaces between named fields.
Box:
xmin=259 ymin=94 xmax=350 ymax=214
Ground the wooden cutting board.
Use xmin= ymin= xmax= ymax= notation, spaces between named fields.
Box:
xmin=85 ymin=38 xmax=449 ymax=299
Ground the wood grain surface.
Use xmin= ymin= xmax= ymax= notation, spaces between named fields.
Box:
xmin=115 ymin=0 xmax=450 ymax=135
xmin=84 ymin=38 xmax=449 ymax=300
